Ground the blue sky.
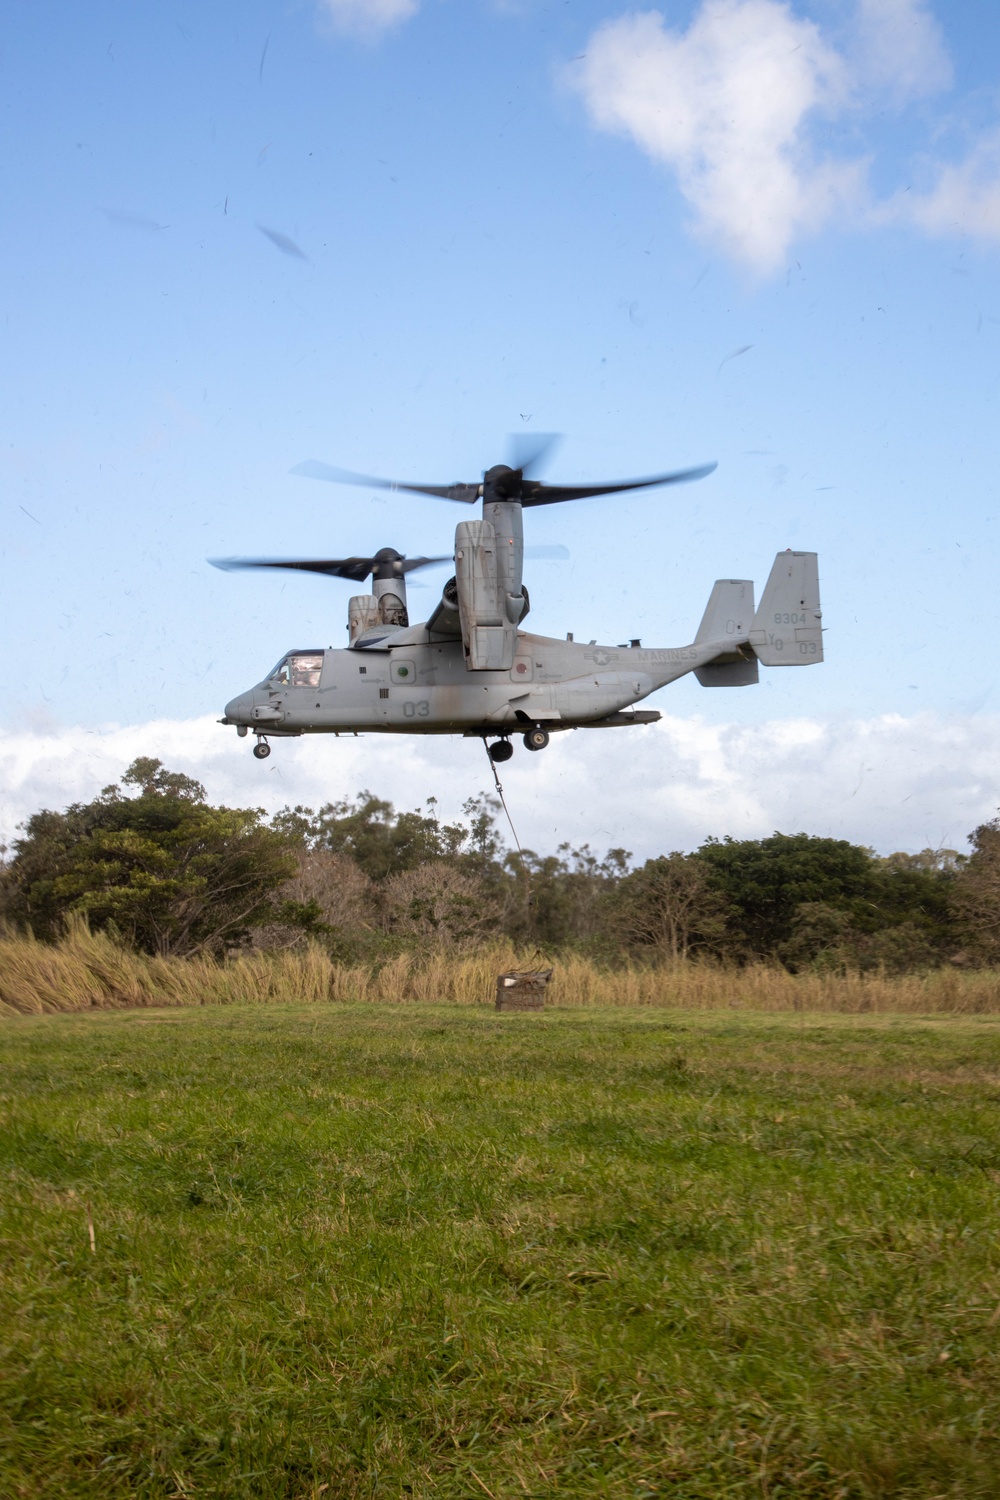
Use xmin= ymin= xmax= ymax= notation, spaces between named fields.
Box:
xmin=3 ymin=0 xmax=1000 ymax=855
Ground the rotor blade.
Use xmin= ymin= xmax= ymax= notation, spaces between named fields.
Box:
xmin=210 ymin=555 xmax=450 ymax=583
xmin=212 ymin=556 xmax=375 ymax=582
xmin=396 ymin=555 xmax=452 ymax=572
xmin=291 ymin=459 xmax=481 ymax=504
xmin=507 ymin=432 xmax=562 ymax=478
xmin=519 ymin=462 xmax=717 ymax=507
xmin=523 ymin=544 xmax=570 ymax=560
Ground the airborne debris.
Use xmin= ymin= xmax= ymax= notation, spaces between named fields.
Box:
xmin=717 ymin=344 xmax=753 ymax=374
xmin=257 ymin=225 xmax=307 ymax=260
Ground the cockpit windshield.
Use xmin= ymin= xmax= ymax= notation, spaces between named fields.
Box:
xmin=267 ymin=651 xmax=325 ymax=688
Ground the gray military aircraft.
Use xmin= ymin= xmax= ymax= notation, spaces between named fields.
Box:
xmin=215 ymin=448 xmax=823 ymax=761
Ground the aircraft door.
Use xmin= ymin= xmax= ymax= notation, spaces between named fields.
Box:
xmin=353 ymin=656 xmax=391 ymax=723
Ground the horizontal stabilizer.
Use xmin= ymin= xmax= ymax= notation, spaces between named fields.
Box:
xmin=750 ymin=551 xmax=823 ymax=666
xmin=695 ymin=579 xmax=758 ymax=687
xmin=696 ymin=657 xmax=759 ymax=687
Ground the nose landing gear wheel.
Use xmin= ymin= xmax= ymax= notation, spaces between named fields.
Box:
xmin=523 ymin=727 xmax=549 ymax=752
xmin=489 ymin=738 xmax=514 ymax=763
xmin=253 ymin=739 xmax=271 ymax=760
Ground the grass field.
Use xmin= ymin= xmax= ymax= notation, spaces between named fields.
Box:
xmin=2 ymin=1005 xmax=1000 ymax=1497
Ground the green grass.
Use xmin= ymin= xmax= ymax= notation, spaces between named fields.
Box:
xmin=2 ymin=1006 xmax=1000 ymax=1498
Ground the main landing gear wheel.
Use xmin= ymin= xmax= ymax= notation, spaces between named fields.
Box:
xmin=489 ymin=738 xmax=514 ymax=763
xmin=523 ymin=727 xmax=549 ymax=752
xmin=253 ymin=740 xmax=271 ymax=760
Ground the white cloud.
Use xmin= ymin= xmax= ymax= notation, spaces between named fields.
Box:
xmin=317 ymin=0 xmax=418 ymax=40
xmin=572 ymin=1 xmax=854 ymax=273
xmin=889 ymin=129 xmax=1000 ymax=242
xmin=571 ymin=0 xmax=1000 ymax=268
xmin=853 ymin=0 xmax=951 ymax=103
xmin=2 ymin=710 xmax=997 ymax=861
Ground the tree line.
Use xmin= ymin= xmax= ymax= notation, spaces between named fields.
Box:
xmin=2 ymin=756 xmax=998 ymax=972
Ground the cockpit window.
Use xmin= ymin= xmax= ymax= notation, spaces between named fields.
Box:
xmin=268 ymin=651 xmax=325 ymax=688
xmin=290 ymin=653 xmax=324 ymax=687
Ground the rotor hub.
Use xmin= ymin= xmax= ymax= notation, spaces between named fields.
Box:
xmin=372 ymin=547 xmax=404 ymax=580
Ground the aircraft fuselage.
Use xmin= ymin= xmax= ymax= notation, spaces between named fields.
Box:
xmin=221 ymin=627 xmax=734 ymax=740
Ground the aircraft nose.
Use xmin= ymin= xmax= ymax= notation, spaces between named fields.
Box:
xmin=224 ymin=691 xmax=254 ymax=724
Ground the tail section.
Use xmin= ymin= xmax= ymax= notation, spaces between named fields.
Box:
xmin=749 ymin=550 xmax=823 ymax=666
xmin=694 ymin=580 xmax=759 ymax=687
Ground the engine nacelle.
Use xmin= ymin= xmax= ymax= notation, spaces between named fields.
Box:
xmin=349 ymin=579 xmax=410 ymax=641
xmin=427 ymin=576 xmax=461 ymax=637
xmin=348 ymin=595 xmax=381 ymax=641
xmin=455 ymin=519 xmax=517 ymax=670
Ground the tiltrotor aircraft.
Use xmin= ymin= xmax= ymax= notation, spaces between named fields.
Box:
xmin=215 ymin=445 xmax=823 ymax=762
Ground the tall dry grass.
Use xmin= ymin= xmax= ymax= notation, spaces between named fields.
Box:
xmin=4 ymin=919 xmax=1000 ymax=1017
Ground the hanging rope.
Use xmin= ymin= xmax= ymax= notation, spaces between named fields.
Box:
xmin=483 ymin=739 xmax=533 ymax=916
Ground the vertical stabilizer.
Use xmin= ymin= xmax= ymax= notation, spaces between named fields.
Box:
xmin=695 ymin=579 xmax=755 ymax=644
xmin=694 ymin=579 xmax=758 ymax=687
xmin=750 ymin=551 xmax=823 ymax=666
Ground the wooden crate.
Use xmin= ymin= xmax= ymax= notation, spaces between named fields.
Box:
xmin=495 ymin=969 xmax=552 ymax=1011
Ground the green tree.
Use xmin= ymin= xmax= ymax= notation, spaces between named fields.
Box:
xmin=503 ymin=842 xmax=630 ymax=949
xmin=697 ymin=832 xmax=956 ymax=965
xmin=381 ymin=863 xmax=501 ymax=946
xmin=880 ymin=848 xmax=966 ymax=876
xmin=697 ymin=833 xmax=875 ymax=958
xmin=272 ymin=792 xmax=470 ymax=882
xmin=4 ymin=759 xmax=303 ymax=956
xmin=864 ymin=858 xmax=955 ymax=962
xmin=120 ymin=756 xmax=206 ymax=801
xmin=951 ymin=818 xmax=1000 ymax=963
xmin=269 ymin=793 xmax=633 ymax=951
xmin=267 ymin=792 xmax=515 ymax=954
xmin=607 ymin=852 xmax=728 ymax=961
xmin=780 ymin=902 xmax=941 ymax=974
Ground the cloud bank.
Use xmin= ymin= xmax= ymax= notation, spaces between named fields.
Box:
xmin=571 ymin=0 xmax=999 ymax=271
xmin=2 ymin=710 xmax=997 ymax=862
